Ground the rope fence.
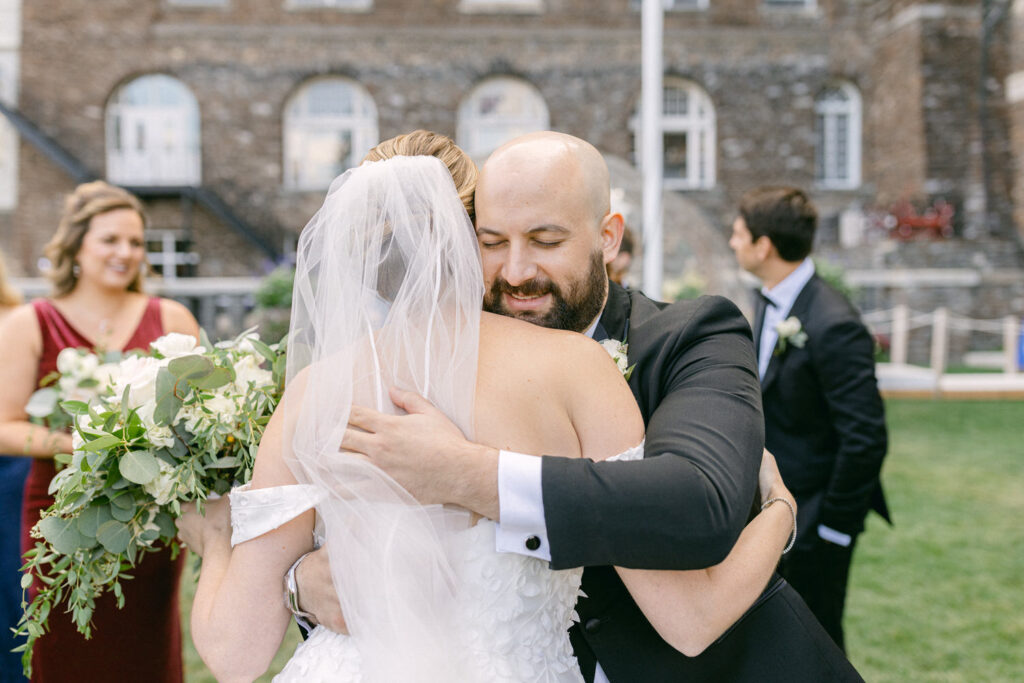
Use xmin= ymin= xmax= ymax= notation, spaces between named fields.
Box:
xmin=862 ymin=305 xmax=1022 ymax=375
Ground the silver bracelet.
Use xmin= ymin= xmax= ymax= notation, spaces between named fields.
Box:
xmin=284 ymin=550 xmax=319 ymax=631
xmin=760 ymin=496 xmax=797 ymax=555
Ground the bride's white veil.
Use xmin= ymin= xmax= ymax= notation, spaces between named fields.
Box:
xmin=282 ymin=155 xmax=483 ymax=680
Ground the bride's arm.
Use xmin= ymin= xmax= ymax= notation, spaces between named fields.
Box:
xmin=614 ymin=452 xmax=794 ymax=656
xmin=569 ymin=343 xmax=794 ymax=658
xmin=180 ymin=396 xmax=315 ymax=682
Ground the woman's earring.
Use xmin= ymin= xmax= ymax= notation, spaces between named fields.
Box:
xmin=72 ymin=263 xmax=81 ymax=277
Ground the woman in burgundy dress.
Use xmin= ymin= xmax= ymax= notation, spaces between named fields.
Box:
xmin=0 ymin=182 xmax=199 ymax=682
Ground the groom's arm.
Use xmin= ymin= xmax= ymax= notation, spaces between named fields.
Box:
xmin=541 ymin=296 xmax=764 ymax=570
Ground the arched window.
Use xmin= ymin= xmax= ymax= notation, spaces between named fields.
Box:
xmin=106 ymin=74 xmax=201 ymax=186
xmin=283 ymin=77 xmax=378 ymax=191
xmin=634 ymin=79 xmax=716 ymax=190
xmin=456 ymin=77 xmax=550 ymax=159
xmin=815 ymin=82 xmax=861 ymax=189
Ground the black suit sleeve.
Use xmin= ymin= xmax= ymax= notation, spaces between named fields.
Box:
xmin=811 ymin=316 xmax=888 ymax=536
xmin=543 ymin=296 xmax=764 ymax=571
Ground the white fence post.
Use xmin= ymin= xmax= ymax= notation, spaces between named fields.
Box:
xmin=1004 ymin=316 xmax=1019 ymax=375
xmin=891 ymin=304 xmax=909 ymax=365
xmin=930 ymin=308 xmax=948 ymax=382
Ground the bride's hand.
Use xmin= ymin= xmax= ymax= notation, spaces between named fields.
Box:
xmin=176 ymin=496 xmax=231 ymax=558
xmin=758 ymin=449 xmax=794 ymax=509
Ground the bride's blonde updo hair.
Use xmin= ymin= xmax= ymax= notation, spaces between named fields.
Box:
xmin=363 ymin=130 xmax=478 ymax=223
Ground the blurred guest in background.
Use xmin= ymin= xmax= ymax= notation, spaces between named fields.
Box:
xmin=0 ymin=248 xmax=28 ymax=682
xmin=0 ymin=181 xmax=199 ymax=682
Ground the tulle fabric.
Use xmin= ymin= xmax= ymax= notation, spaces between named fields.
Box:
xmin=282 ymin=156 xmax=483 ymax=681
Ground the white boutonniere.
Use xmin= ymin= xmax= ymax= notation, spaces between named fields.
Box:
xmin=600 ymin=338 xmax=636 ymax=381
xmin=774 ymin=316 xmax=808 ymax=355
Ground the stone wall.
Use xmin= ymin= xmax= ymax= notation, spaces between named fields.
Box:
xmin=5 ymin=0 xmax=1022 ymax=304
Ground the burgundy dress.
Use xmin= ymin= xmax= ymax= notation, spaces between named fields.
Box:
xmin=20 ymin=298 xmax=184 ymax=683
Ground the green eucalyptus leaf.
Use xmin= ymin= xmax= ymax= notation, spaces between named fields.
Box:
xmin=119 ymin=450 xmax=160 ymax=485
xmin=207 ymin=455 xmax=240 ymax=469
xmin=81 ymin=434 xmax=121 ymax=453
xmin=153 ymin=512 xmax=176 ymax=540
xmin=96 ymin=520 xmax=132 ymax=554
xmin=199 ymin=328 xmax=213 ymax=353
xmin=191 ymin=367 xmax=232 ymax=391
xmin=110 ymin=503 xmax=135 ymax=522
xmin=168 ymin=355 xmax=215 ymax=381
xmin=25 ymin=388 xmax=58 ymax=419
xmin=38 ymin=516 xmax=87 ymax=555
xmin=247 ymin=337 xmax=276 ymax=364
xmin=154 ymin=368 xmax=183 ymax=427
xmin=58 ymin=399 xmax=90 ymax=416
xmin=54 ymin=452 xmax=73 ymax=466
xmin=76 ymin=505 xmax=114 ymax=538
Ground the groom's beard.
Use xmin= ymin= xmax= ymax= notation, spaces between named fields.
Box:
xmin=483 ymin=250 xmax=607 ymax=333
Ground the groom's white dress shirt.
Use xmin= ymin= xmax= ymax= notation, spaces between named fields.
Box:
xmin=494 ymin=319 xmax=613 ymax=682
xmin=757 ymin=258 xmax=852 ymax=548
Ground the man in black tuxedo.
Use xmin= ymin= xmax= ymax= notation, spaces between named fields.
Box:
xmin=294 ymin=135 xmax=859 ymax=681
xmin=729 ymin=186 xmax=889 ymax=651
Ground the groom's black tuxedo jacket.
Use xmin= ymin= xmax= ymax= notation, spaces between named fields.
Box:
xmin=544 ymin=283 xmax=766 ymax=680
xmin=753 ymin=274 xmax=889 ymax=548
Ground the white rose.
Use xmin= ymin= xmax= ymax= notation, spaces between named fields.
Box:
xmin=151 ymin=333 xmax=204 ymax=360
xmin=233 ymin=354 xmax=273 ymax=392
xmin=237 ymin=333 xmax=260 ymax=354
xmin=55 ymin=348 xmax=83 ymax=376
xmin=776 ymin=316 xmax=802 ymax=338
xmin=135 ymin=403 xmax=176 ymax=450
xmin=204 ymin=393 xmax=238 ymax=424
xmin=143 ymin=462 xmax=178 ymax=506
xmin=113 ymin=355 xmax=162 ymax=410
xmin=94 ymin=362 xmax=121 ymax=387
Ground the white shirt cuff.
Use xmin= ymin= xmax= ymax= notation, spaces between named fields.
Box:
xmin=817 ymin=524 xmax=852 ymax=547
xmin=494 ymin=450 xmax=551 ymax=561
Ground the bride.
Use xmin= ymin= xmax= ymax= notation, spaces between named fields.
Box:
xmin=178 ymin=132 xmax=799 ymax=682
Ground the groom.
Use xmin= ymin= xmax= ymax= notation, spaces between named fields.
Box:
xmin=296 ymin=132 xmax=766 ymax=680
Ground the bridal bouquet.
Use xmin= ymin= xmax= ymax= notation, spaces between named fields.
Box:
xmin=25 ymin=347 xmax=121 ymax=431
xmin=16 ymin=329 xmax=286 ymax=673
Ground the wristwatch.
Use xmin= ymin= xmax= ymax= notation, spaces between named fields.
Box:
xmin=284 ymin=550 xmax=318 ymax=631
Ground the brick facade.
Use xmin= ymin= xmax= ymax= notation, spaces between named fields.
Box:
xmin=1 ymin=0 xmax=1021 ymax=308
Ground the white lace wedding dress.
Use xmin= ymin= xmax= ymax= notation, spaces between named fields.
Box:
xmin=228 ymin=444 xmax=643 ymax=683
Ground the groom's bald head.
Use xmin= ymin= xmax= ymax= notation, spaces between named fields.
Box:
xmin=474 ymin=132 xmax=624 ymax=332
xmin=478 ymin=131 xmax=611 ymax=227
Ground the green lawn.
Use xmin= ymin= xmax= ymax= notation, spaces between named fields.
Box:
xmin=845 ymin=399 xmax=1024 ymax=682
xmin=181 ymin=399 xmax=1024 ymax=681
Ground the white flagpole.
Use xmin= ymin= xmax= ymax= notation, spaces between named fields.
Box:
xmin=641 ymin=0 xmax=664 ymax=298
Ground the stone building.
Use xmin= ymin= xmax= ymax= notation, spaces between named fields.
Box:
xmin=1 ymin=0 xmax=1022 ymax=330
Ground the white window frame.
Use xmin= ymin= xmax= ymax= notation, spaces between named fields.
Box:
xmin=630 ymin=0 xmax=709 ymax=11
xmin=0 ymin=0 xmax=20 ymax=211
xmin=762 ymin=0 xmax=816 ymax=10
xmin=814 ymin=82 xmax=862 ymax=190
xmin=286 ymin=0 xmax=373 ymax=10
xmin=458 ymin=0 xmax=544 ymax=13
xmin=456 ymin=76 xmax=550 ymax=160
xmin=106 ymin=74 xmax=202 ymax=187
xmin=283 ymin=76 xmax=378 ymax=192
xmin=633 ymin=78 xmax=717 ymax=191
xmin=166 ymin=0 xmax=229 ymax=7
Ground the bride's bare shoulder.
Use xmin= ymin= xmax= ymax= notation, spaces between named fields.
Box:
xmin=479 ymin=312 xmax=612 ymax=372
xmin=481 ymin=311 xmax=593 ymax=350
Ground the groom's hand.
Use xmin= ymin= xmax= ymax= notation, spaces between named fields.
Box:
xmin=342 ymin=387 xmax=501 ymax=519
